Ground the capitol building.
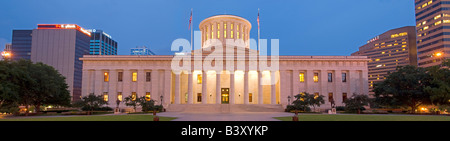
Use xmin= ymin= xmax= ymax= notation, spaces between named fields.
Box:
xmin=80 ymin=15 xmax=369 ymax=112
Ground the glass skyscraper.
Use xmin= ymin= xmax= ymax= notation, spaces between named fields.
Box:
xmin=89 ymin=29 xmax=117 ymax=55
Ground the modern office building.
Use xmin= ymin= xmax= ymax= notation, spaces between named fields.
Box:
xmin=11 ymin=30 xmax=33 ymax=61
xmin=4 ymin=43 xmax=12 ymax=51
xmin=352 ymin=26 xmax=417 ymax=94
xmin=130 ymin=46 xmax=155 ymax=55
xmin=81 ymin=15 xmax=369 ymax=112
xmin=415 ymin=0 xmax=450 ymax=67
xmin=31 ymin=24 xmax=91 ymax=101
xmin=89 ymin=29 xmax=118 ymax=55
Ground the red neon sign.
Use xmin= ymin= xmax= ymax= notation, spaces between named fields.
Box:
xmin=37 ymin=24 xmax=91 ymax=37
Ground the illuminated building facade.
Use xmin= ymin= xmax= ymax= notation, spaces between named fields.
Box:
xmin=415 ymin=0 xmax=450 ymax=67
xmin=351 ymin=26 xmax=417 ymax=94
xmin=89 ymin=29 xmax=117 ymax=55
xmin=31 ymin=24 xmax=91 ymax=101
xmin=81 ymin=15 xmax=369 ymax=112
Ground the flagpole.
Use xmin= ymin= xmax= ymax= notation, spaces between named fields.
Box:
xmin=258 ymin=8 xmax=260 ymax=54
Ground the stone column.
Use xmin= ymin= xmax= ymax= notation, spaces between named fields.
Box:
xmin=305 ymin=69 xmax=314 ymax=94
xmin=81 ymin=69 xmax=90 ymax=98
xmin=334 ymin=70 xmax=343 ymax=105
xmin=201 ymin=70 xmax=208 ymax=104
xmin=292 ymin=70 xmax=300 ymax=96
xmin=137 ymin=69 xmax=146 ymax=100
xmin=94 ymin=70 xmax=103 ymax=96
xmin=174 ymin=72 xmax=181 ymax=104
xmin=362 ymin=69 xmax=369 ymax=95
xmin=216 ymin=72 xmax=221 ymax=104
xmin=321 ymin=70 xmax=329 ymax=104
xmin=163 ymin=70 xmax=171 ymax=107
xmin=108 ymin=70 xmax=117 ymax=106
xmin=270 ymin=70 xmax=277 ymax=104
xmin=151 ymin=70 xmax=159 ymax=104
xmin=258 ymin=71 xmax=263 ymax=104
xmin=230 ymin=72 xmax=235 ymax=104
xmin=187 ymin=71 xmax=193 ymax=104
xmin=244 ymin=70 xmax=249 ymax=104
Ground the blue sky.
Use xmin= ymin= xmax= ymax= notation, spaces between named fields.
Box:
xmin=0 ymin=0 xmax=415 ymax=56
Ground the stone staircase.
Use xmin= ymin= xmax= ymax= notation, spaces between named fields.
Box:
xmin=166 ymin=104 xmax=284 ymax=113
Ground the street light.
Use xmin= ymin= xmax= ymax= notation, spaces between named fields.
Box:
xmin=1 ymin=51 xmax=12 ymax=59
xmin=435 ymin=52 xmax=443 ymax=57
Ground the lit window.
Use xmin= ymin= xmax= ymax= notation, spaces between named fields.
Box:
xmin=435 ymin=20 xmax=442 ymax=26
xmin=435 ymin=14 xmax=442 ymax=20
xmin=224 ymin=30 xmax=227 ymax=38
xmin=211 ymin=32 xmax=214 ymax=39
xmin=104 ymin=72 xmax=109 ymax=82
xmin=237 ymin=32 xmax=240 ymax=39
xmin=132 ymin=72 xmax=137 ymax=82
xmin=103 ymin=92 xmax=109 ymax=102
xmin=145 ymin=92 xmax=151 ymax=101
xmin=375 ymin=59 xmax=380 ymax=61
xmin=313 ymin=73 xmax=319 ymax=82
xmin=217 ymin=31 xmax=220 ymax=39
xmin=299 ymin=73 xmax=305 ymax=82
xmin=217 ymin=23 xmax=220 ymax=30
xmin=328 ymin=93 xmax=334 ymax=102
xmin=197 ymin=93 xmax=202 ymax=102
xmin=231 ymin=31 xmax=234 ymax=38
xmin=422 ymin=21 xmax=427 ymax=25
xmin=197 ymin=74 xmax=202 ymax=84
xmin=314 ymin=92 xmax=319 ymax=99
xmin=132 ymin=92 xmax=137 ymax=101
xmin=249 ymin=93 xmax=252 ymax=103
xmin=231 ymin=24 xmax=233 ymax=29
xmin=117 ymin=92 xmax=123 ymax=102
xmin=444 ymin=20 xmax=450 ymax=23
xmin=402 ymin=48 xmax=406 ymax=51
xmin=381 ymin=52 xmax=385 ymax=54
xmin=224 ymin=23 xmax=227 ymax=29
xmin=423 ymin=26 xmax=429 ymax=30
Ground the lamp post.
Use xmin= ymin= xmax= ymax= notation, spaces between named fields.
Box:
xmin=160 ymin=95 xmax=163 ymax=106
xmin=288 ymin=96 xmax=292 ymax=105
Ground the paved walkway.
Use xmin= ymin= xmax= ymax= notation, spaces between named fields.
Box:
xmin=157 ymin=112 xmax=294 ymax=121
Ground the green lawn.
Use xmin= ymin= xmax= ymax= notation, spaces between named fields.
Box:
xmin=274 ymin=114 xmax=450 ymax=121
xmin=0 ymin=114 xmax=177 ymax=121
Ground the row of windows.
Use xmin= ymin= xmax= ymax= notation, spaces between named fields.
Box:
xmin=205 ymin=23 xmax=246 ymax=40
xmin=102 ymin=92 xmax=152 ymax=102
xmin=300 ymin=72 xmax=347 ymax=83
xmin=104 ymin=72 xmax=152 ymax=82
xmin=416 ymin=7 xmax=450 ymax=22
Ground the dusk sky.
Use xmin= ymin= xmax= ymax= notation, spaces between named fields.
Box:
xmin=0 ymin=0 xmax=415 ymax=56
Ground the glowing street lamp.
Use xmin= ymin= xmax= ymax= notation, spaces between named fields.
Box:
xmin=1 ymin=51 xmax=12 ymax=59
xmin=435 ymin=52 xmax=443 ymax=57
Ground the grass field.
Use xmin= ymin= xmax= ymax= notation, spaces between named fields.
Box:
xmin=0 ymin=114 xmax=177 ymax=121
xmin=274 ymin=114 xmax=450 ymax=121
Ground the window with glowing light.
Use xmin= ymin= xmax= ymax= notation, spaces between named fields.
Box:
xmin=313 ymin=73 xmax=319 ymax=82
xmin=103 ymin=92 xmax=109 ymax=102
xmin=197 ymin=74 xmax=202 ymax=84
xmin=117 ymin=92 xmax=123 ymax=102
xmin=132 ymin=72 xmax=137 ymax=82
xmin=299 ymin=73 xmax=305 ymax=82
xmin=145 ymin=92 xmax=151 ymax=101
xmin=132 ymin=92 xmax=137 ymax=101
xmin=104 ymin=72 xmax=109 ymax=82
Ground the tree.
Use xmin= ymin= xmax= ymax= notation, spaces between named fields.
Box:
xmin=0 ymin=60 xmax=21 ymax=114
xmin=344 ymin=94 xmax=370 ymax=114
xmin=137 ymin=96 xmax=156 ymax=112
xmin=424 ymin=59 xmax=450 ymax=109
xmin=373 ymin=65 xmax=432 ymax=113
xmin=124 ymin=95 xmax=139 ymax=112
xmin=291 ymin=93 xmax=325 ymax=112
xmin=73 ymin=93 xmax=108 ymax=112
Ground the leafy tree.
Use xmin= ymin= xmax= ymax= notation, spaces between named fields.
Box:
xmin=291 ymin=93 xmax=325 ymax=112
xmin=73 ymin=93 xmax=108 ymax=112
xmin=373 ymin=65 xmax=432 ymax=113
xmin=0 ymin=60 xmax=21 ymax=114
xmin=137 ymin=96 xmax=156 ymax=112
xmin=309 ymin=93 xmax=325 ymax=112
xmin=424 ymin=59 xmax=450 ymax=108
xmin=344 ymin=94 xmax=370 ymax=114
xmin=124 ymin=95 xmax=139 ymax=112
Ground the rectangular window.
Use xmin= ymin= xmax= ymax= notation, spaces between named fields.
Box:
xmin=313 ymin=73 xmax=319 ymax=82
xmin=132 ymin=72 xmax=137 ymax=82
xmin=231 ymin=31 xmax=234 ymax=38
xmin=185 ymin=93 xmax=188 ymax=103
xmin=224 ymin=30 xmax=227 ymax=38
xmin=342 ymin=73 xmax=347 ymax=82
xmin=132 ymin=92 xmax=137 ymax=101
xmin=197 ymin=74 xmax=202 ymax=84
xmin=217 ymin=31 xmax=220 ymax=39
xmin=197 ymin=93 xmax=202 ymax=102
xmin=145 ymin=92 xmax=151 ymax=101
xmin=104 ymin=72 xmax=109 ymax=82
xmin=299 ymin=73 xmax=305 ymax=82
xmin=103 ymin=92 xmax=109 ymax=102
xmin=146 ymin=72 xmax=151 ymax=82
xmin=117 ymin=92 xmax=123 ymax=102
xmin=314 ymin=92 xmax=319 ymax=99
xmin=249 ymin=93 xmax=253 ymax=103
xmin=328 ymin=93 xmax=334 ymax=103
xmin=118 ymin=72 xmax=123 ymax=82
xmin=328 ymin=73 xmax=333 ymax=82
xmin=342 ymin=93 xmax=348 ymax=103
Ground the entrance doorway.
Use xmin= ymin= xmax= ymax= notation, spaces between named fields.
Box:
xmin=221 ymin=88 xmax=229 ymax=104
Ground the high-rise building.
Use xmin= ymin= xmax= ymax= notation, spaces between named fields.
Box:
xmin=11 ymin=30 xmax=33 ymax=61
xmin=89 ymin=29 xmax=118 ymax=55
xmin=130 ymin=46 xmax=155 ymax=55
xmin=1 ymin=43 xmax=12 ymax=60
xmin=415 ymin=0 xmax=450 ymax=67
xmin=4 ymin=43 xmax=12 ymax=51
xmin=30 ymin=24 xmax=91 ymax=101
xmin=352 ymin=26 xmax=417 ymax=93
